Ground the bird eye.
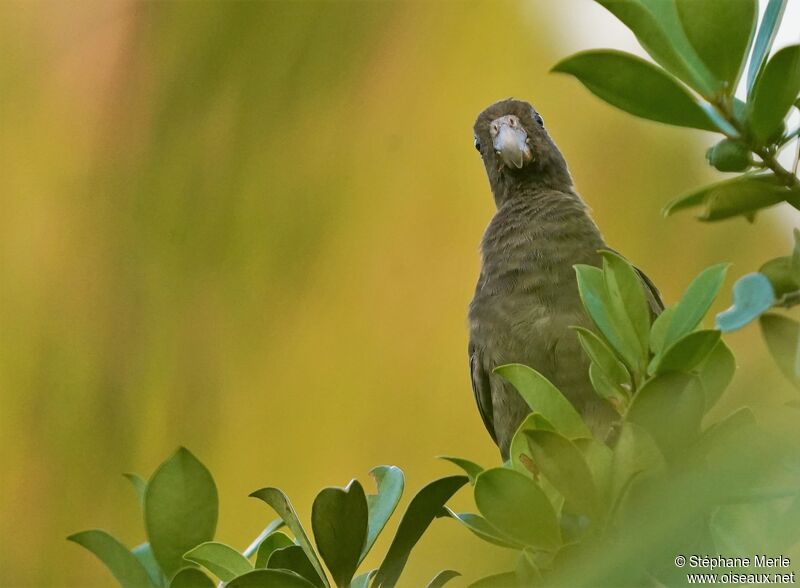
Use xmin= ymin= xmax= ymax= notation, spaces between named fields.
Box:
xmin=474 ymin=137 xmax=481 ymax=152
xmin=535 ymin=114 xmax=544 ymax=127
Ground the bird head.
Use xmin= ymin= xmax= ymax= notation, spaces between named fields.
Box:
xmin=473 ymin=99 xmax=572 ymax=204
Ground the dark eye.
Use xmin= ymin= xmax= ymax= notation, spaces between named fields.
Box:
xmin=535 ymin=114 xmax=544 ymax=127
xmin=474 ymin=137 xmax=481 ymax=151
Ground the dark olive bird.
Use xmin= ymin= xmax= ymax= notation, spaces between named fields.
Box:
xmin=468 ymin=98 xmax=662 ymax=459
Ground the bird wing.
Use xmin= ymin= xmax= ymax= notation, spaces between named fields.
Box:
xmin=468 ymin=341 xmax=497 ymax=445
xmin=635 ymin=264 xmax=665 ymax=316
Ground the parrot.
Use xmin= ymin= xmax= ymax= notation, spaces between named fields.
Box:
xmin=468 ymin=98 xmax=662 ymax=460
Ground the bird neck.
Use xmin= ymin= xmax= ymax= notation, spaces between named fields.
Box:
xmin=491 ymin=153 xmax=574 ymax=208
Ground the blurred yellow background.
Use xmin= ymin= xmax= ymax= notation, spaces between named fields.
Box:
xmin=0 ymin=1 xmax=796 ymax=586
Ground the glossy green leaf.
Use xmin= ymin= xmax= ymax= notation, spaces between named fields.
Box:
xmin=700 ymin=176 xmax=799 ymax=221
xmin=628 ymin=372 xmax=705 ymax=457
xmin=575 ymin=264 xmax=627 ymax=361
xmin=609 ymin=423 xmax=665 ymax=506
xmin=373 ymin=475 xmax=468 ymax=588
xmin=184 ymin=542 xmax=252 ymax=582
xmin=663 ymin=263 xmax=729 ymax=348
xmin=627 ymin=373 xmax=704 ymax=458
xmin=676 ymin=0 xmax=756 ymax=91
xmin=144 ymin=448 xmax=218 ymax=579
xmin=747 ymin=0 xmax=789 ymax=95
xmin=552 ymin=50 xmax=716 ymax=131
xmin=226 ymin=569 xmax=316 ymax=588
xmin=750 ymin=45 xmax=800 ymax=143
xmin=351 ymin=570 xmax=376 ymax=588
xmin=438 ymin=457 xmax=483 ymax=484
xmin=525 ymin=430 xmax=602 ymax=520
xmin=249 ymin=488 xmax=329 ymax=588
xmin=600 ymin=250 xmax=651 ymax=369
xmin=267 ymin=546 xmax=323 ymax=588
xmin=133 ymin=543 xmax=165 ymax=588
xmin=663 ymin=174 xmax=795 ymax=218
xmin=574 ymin=438 xmax=614 ymax=505
xmin=760 ymin=313 xmax=800 ymax=387
xmin=124 ymin=473 xmax=147 ymax=508
xmin=311 ymin=480 xmax=368 ymax=588
xmin=495 ymin=364 xmax=591 ymax=439
xmin=760 ymin=256 xmax=800 ymax=297
xmin=696 ymin=407 xmax=757 ymax=457
xmin=588 ymin=362 xmax=626 ymax=409
xmin=244 ymin=520 xmax=286 ymax=560
xmin=68 ymin=530 xmax=155 ymax=588
xmin=255 ymin=532 xmax=294 ymax=569
xmin=362 ymin=465 xmax=404 ymax=562
xmin=649 ymin=329 xmax=720 ymax=375
xmin=649 ymin=306 xmax=675 ymax=356
xmin=595 ymin=0 xmax=716 ymax=95
xmin=716 ymin=273 xmax=776 ymax=332
xmin=573 ymin=326 xmax=632 ymax=400
xmin=425 ymin=570 xmax=461 ymax=588
xmin=442 ymin=508 xmax=521 ymax=549
xmin=169 ymin=567 xmax=215 ymax=588
xmin=696 ymin=339 xmax=736 ymax=411
xmin=474 ymin=468 xmax=560 ymax=550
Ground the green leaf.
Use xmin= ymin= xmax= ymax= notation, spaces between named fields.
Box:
xmin=362 ymin=466 xmax=404 ymax=562
xmin=68 ymin=530 xmax=155 ymax=588
xmin=663 ymin=263 xmax=729 ymax=348
xmin=438 ymin=457 xmax=483 ymax=484
xmin=552 ymin=50 xmax=716 ymax=131
xmin=716 ymin=273 xmax=776 ymax=332
xmin=373 ymin=476 xmax=467 ymax=588
xmin=425 ymin=570 xmax=461 ymax=588
xmin=169 ymin=568 xmax=215 ymax=588
xmin=351 ymin=570 xmax=377 ymax=588
xmin=133 ymin=543 xmax=165 ymax=588
xmin=441 ymin=508 xmax=521 ymax=549
xmin=144 ymin=448 xmax=218 ymax=579
xmin=701 ymin=176 xmax=799 ymax=221
xmin=610 ymin=423 xmax=665 ymax=507
xmin=749 ymin=45 xmax=800 ymax=144
xmin=226 ymin=569 xmax=316 ymax=588
xmin=474 ymin=468 xmax=560 ymax=550
xmin=575 ymin=264 xmax=635 ymax=367
xmin=255 ymin=532 xmax=294 ymax=569
xmin=311 ymin=480 xmax=368 ymax=588
xmin=627 ymin=373 xmax=704 ymax=458
xmin=747 ymin=0 xmax=789 ymax=95
xmin=124 ymin=473 xmax=147 ymax=508
xmin=760 ymin=256 xmax=800 ymax=297
xmin=696 ymin=339 xmax=736 ymax=411
xmin=676 ymin=0 xmax=756 ymax=91
xmin=249 ymin=488 xmax=329 ymax=588
xmin=649 ymin=329 xmax=721 ymax=375
xmin=588 ymin=362 xmax=626 ymax=409
xmin=697 ymin=407 xmax=756 ymax=457
xmin=600 ymin=250 xmax=651 ymax=369
xmin=573 ymin=326 xmax=632 ymax=395
xmin=760 ymin=313 xmax=800 ymax=387
xmin=649 ymin=306 xmax=675 ymax=355
xmin=244 ymin=520 xmax=286 ymax=560
xmin=494 ymin=364 xmax=591 ymax=439
xmin=663 ymin=175 xmax=796 ymax=219
xmin=267 ymin=546 xmax=324 ymax=588
xmin=524 ymin=431 xmax=602 ymax=520
xmin=595 ymin=0 xmax=716 ymax=96
xmin=574 ymin=438 xmax=614 ymax=505
xmin=183 ymin=542 xmax=252 ymax=582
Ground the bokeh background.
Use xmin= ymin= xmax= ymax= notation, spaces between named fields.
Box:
xmin=1 ymin=1 xmax=798 ymax=586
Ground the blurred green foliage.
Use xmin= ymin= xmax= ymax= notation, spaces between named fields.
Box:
xmin=2 ymin=0 xmax=798 ymax=586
